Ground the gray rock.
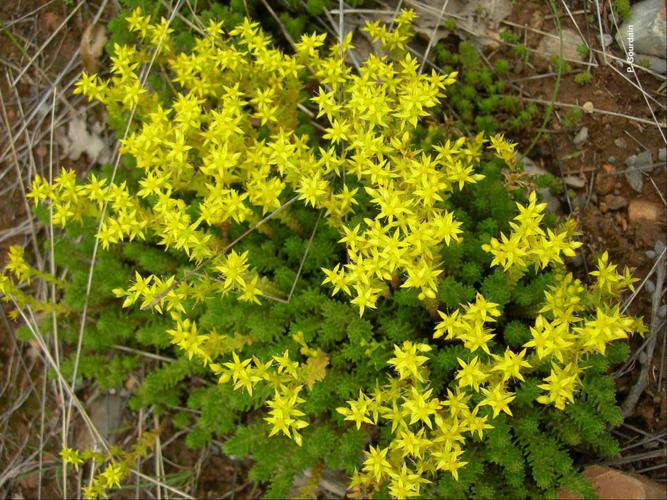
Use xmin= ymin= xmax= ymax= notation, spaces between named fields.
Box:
xmin=655 ymin=240 xmax=666 ymax=254
xmin=636 ymin=150 xmax=653 ymax=168
xmin=659 ymin=147 xmax=666 ymax=163
xmin=645 ymin=279 xmax=656 ymax=293
xmin=472 ymin=0 xmax=514 ymax=26
xmin=624 ymin=150 xmax=653 ymax=192
xmin=645 ymin=249 xmax=657 ymax=259
xmin=607 ymin=156 xmax=617 ymax=164
xmin=564 ymin=175 xmax=586 ymax=189
xmin=624 ymin=168 xmax=643 ymax=192
xmin=604 ymin=194 xmax=628 ymax=210
xmin=538 ymin=187 xmax=562 ymax=213
xmin=518 ymin=153 xmax=548 ymax=176
xmin=658 ymin=304 xmax=667 ymax=318
xmin=636 ymin=54 xmax=667 ymax=74
xmin=614 ymin=138 xmax=627 ymax=149
xmin=615 ymin=0 xmax=667 ymax=58
xmin=289 ymin=467 xmax=349 ymax=500
xmin=409 ymin=0 xmax=513 ymax=49
xmin=75 ymin=393 xmax=126 ymax=451
xmin=573 ymin=127 xmax=589 ymax=147
xmin=517 ymin=154 xmax=560 ymax=212
xmin=537 ymin=28 xmax=586 ymax=62
xmin=601 ymin=33 xmax=614 ymax=47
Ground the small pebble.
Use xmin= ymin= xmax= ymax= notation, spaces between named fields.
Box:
xmin=645 ymin=279 xmax=656 ymax=293
xmin=614 ymin=138 xmax=627 ymax=148
xmin=628 ymin=199 xmax=663 ymax=223
xmin=573 ymin=127 xmax=589 ymax=147
xmin=645 ymin=249 xmax=657 ymax=259
xmin=624 ymin=153 xmax=644 ymax=192
xmin=601 ymin=33 xmax=613 ymax=47
xmin=655 ymin=240 xmax=666 ymax=254
xmin=659 ymin=147 xmax=666 ymax=163
xmin=604 ymin=194 xmax=628 ymax=211
xmin=538 ymin=187 xmax=562 ymax=213
xmin=635 ymin=150 xmax=653 ymax=170
xmin=658 ymin=304 xmax=666 ymax=318
xmin=564 ymin=175 xmax=586 ymax=189
xmin=595 ymin=164 xmax=616 ymax=195
xmin=582 ymin=101 xmax=594 ymax=113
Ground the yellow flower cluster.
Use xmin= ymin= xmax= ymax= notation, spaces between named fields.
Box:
xmin=59 ymin=429 xmax=159 ymax=499
xmin=0 ymin=245 xmax=66 ymax=317
xmin=9 ymin=9 xmax=646 ymax=499
xmin=161 ymin=306 xmax=326 ymax=446
xmin=210 ymin=347 xmax=327 ymax=446
xmin=314 ymin=16 xmax=488 ymax=313
xmin=336 ymin=249 xmax=644 ymax=496
xmin=482 ymin=191 xmax=582 ymax=271
xmin=26 ymin=9 xmax=518 ymax=319
xmin=434 ymin=293 xmax=502 ymax=355
xmin=338 ymin=341 xmax=492 ymax=498
xmin=4 ymin=246 xmax=32 ymax=284
xmin=531 ymin=253 xmax=644 ymax=408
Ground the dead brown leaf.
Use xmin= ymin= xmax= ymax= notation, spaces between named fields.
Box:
xmin=80 ymin=24 xmax=107 ymax=73
xmin=301 ymin=353 xmax=329 ymax=389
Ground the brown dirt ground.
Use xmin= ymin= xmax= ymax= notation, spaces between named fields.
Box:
xmin=2 ymin=1 xmax=87 ymax=497
xmin=504 ymin=0 xmax=666 ymax=482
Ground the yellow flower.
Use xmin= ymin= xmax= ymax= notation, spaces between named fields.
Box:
xmin=462 ymin=406 xmax=493 ymax=440
xmin=100 ymin=463 xmax=124 ymax=489
xmin=387 ymin=341 xmax=431 ymax=382
xmin=350 ymin=283 xmax=382 ymax=317
xmin=537 ymin=362 xmax=580 ymax=410
xmin=403 ymin=386 xmax=439 ymax=428
xmin=321 ymin=264 xmax=352 ymax=296
xmin=442 ymin=389 xmax=472 ymax=418
xmin=490 ymin=348 xmax=531 ymax=382
xmin=433 ymin=446 xmax=467 ymax=480
xmin=590 ymin=251 xmax=624 ymax=294
xmin=479 ymin=383 xmax=515 ymax=418
xmin=296 ymin=173 xmax=329 ymax=207
xmin=60 ymin=448 xmax=84 ymax=470
xmin=336 ymin=391 xmax=373 ymax=429
xmin=215 ymin=250 xmax=250 ymax=291
xmin=362 ymin=445 xmax=393 ymax=482
xmin=265 ymin=387 xmax=309 ymax=446
xmin=388 ymin=464 xmax=423 ymax=499
xmin=455 ymin=356 xmax=488 ymax=391
xmin=488 ymin=133 xmax=517 ymax=167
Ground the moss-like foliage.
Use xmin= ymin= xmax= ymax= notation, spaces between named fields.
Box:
xmin=2 ymin=4 xmax=643 ymax=500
